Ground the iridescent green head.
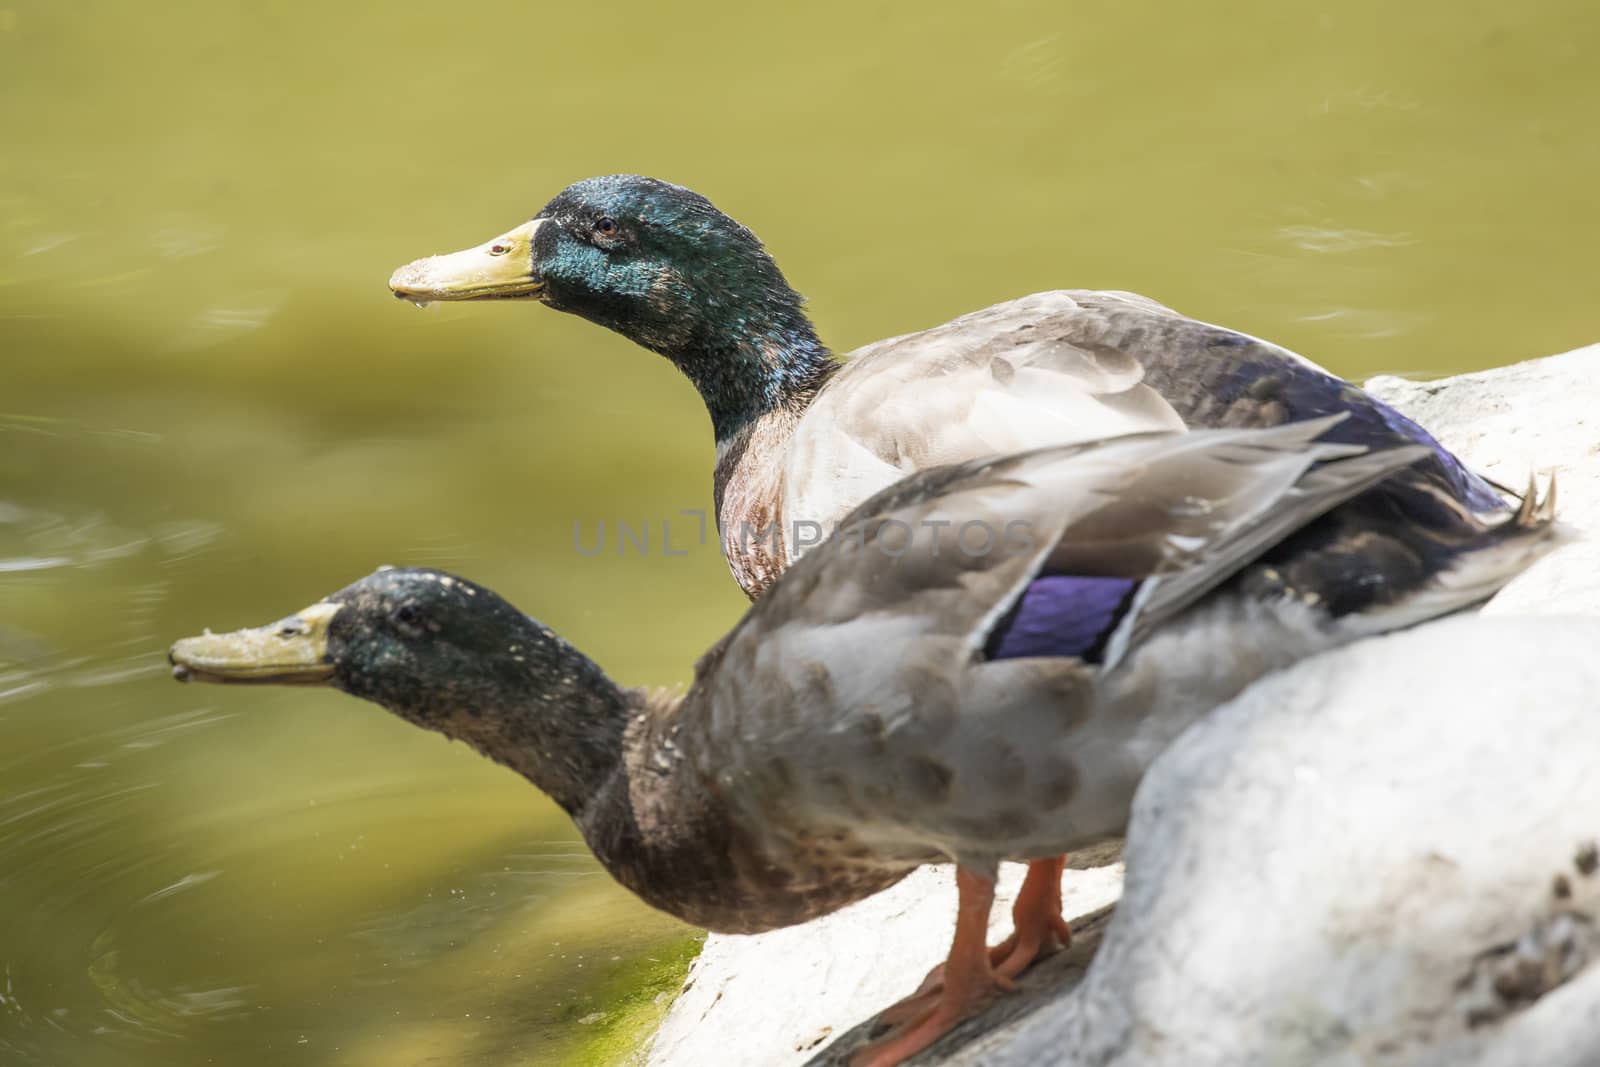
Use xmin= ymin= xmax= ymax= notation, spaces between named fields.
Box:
xmin=389 ymin=174 xmax=833 ymax=440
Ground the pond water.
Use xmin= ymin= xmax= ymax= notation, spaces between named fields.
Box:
xmin=2 ymin=1 xmax=1596 ymax=1064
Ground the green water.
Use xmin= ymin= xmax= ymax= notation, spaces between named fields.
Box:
xmin=2 ymin=1 xmax=1595 ymax=1064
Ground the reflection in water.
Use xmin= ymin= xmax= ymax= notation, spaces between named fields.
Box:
xmin=3 ymin=0 xmax=1596 ymax=1063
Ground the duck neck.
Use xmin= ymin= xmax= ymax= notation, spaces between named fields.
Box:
xmin=571 ymin=684 xmax=912 ymax=934
xmin=666 ymin=314 xmax=835 ymax=446
xmin=413 ymin=631 xmax=632 ymax=818
xmin=569 ymin=686 xmax=812 ymax=933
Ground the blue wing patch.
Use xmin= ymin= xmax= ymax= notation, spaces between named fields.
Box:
xmin=984 ymin=575 xmax=1138 ymax=662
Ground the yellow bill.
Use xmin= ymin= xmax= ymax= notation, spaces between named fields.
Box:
xmin=388 ymin=219 xmax=546 ymax=304
xmin=169 ymin=601 xmax=342 ymax=685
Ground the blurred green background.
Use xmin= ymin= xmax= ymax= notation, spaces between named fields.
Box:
xmin=1 ymin=0 xmax=1595 ymax=1064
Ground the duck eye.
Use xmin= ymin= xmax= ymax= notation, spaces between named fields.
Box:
xmin=593 ymin=216 xmax=618 ymax=237
xmin=392 ymin=603 xmax=423 ymax=632
xmin=488 ymin=243 xmax=511 ymax=256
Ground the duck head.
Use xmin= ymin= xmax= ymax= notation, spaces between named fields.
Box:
xmin=389 ymin=175 xmax=832 ymax=439
xmin=169 ymin=567 xmax=628 ymax=813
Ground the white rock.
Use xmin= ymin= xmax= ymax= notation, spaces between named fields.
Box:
xmin=644 ymin=344 xmax=1600 ymax=1067
xmin=647 ymin=863 xmax=1125 ymax=1065
xmin=981 ymin=615 xmax=1600 ymax=1067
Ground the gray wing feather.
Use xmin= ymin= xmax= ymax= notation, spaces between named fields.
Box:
xmin=753 ymin=416 xmax=1424 ymax=667
xmin=1094 ymin=431 xmax=1432 ymax=666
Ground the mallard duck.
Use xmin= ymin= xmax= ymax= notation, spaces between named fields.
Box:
xmin=169 ymin=420 xmax=1558 ymax=1067
xmin=388 ymin=174 xmax=1508 ymax=602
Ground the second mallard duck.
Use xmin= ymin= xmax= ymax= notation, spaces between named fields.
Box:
xmin=389 ymin=174 xmax=1510 ymax=603
xmin=169 ymin=420 xmax=1558 ymax=1067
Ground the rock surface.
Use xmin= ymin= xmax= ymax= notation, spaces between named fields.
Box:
xmin=970 ymin=615 xmax=1600 ymax=1067
xmin=643 ymin=343 xmax=1600 ymax=1067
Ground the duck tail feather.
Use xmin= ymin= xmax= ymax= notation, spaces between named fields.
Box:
xmin=1509 ymin=469 xmax=1563 ymax=529
xmin=1349 ymin=478 xmax=1571 ymax=635
xmin=1513 ymin=471 xmax=1540 ymax=526
xmin=1538 ymin=471 xmax=1559 ymax=525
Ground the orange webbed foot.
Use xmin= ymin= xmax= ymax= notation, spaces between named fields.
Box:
xmin=991 ymin=855 xmax=1073 ymax=979
xmin=850 ymin=867 xmax=1007 ymax=1067
xmin=881 ymin=855 xmax=1074 ymax=1027
xmin=854 ymin=858 xmax=1076 ymax=1064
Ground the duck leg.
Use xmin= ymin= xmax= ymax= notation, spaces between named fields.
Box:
xmin=883 ymin=854 xmax=1073 ymax=1023
xmin=849 ymin=865 xmax=1008 ymax=1067
xmin=989 ymin=855 xmax=1074 ymax=979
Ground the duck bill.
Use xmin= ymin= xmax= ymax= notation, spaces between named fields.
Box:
xmin=169 ymin=601 xmax=341 ymax=686
xmin=388 ymin=219 xmax=546 ymax=304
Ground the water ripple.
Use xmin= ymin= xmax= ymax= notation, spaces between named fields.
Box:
xmin=1277 ymin=225 xmax=1417 ymax=254
xmin=137 ymin=871 xmax=222 ymax=906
